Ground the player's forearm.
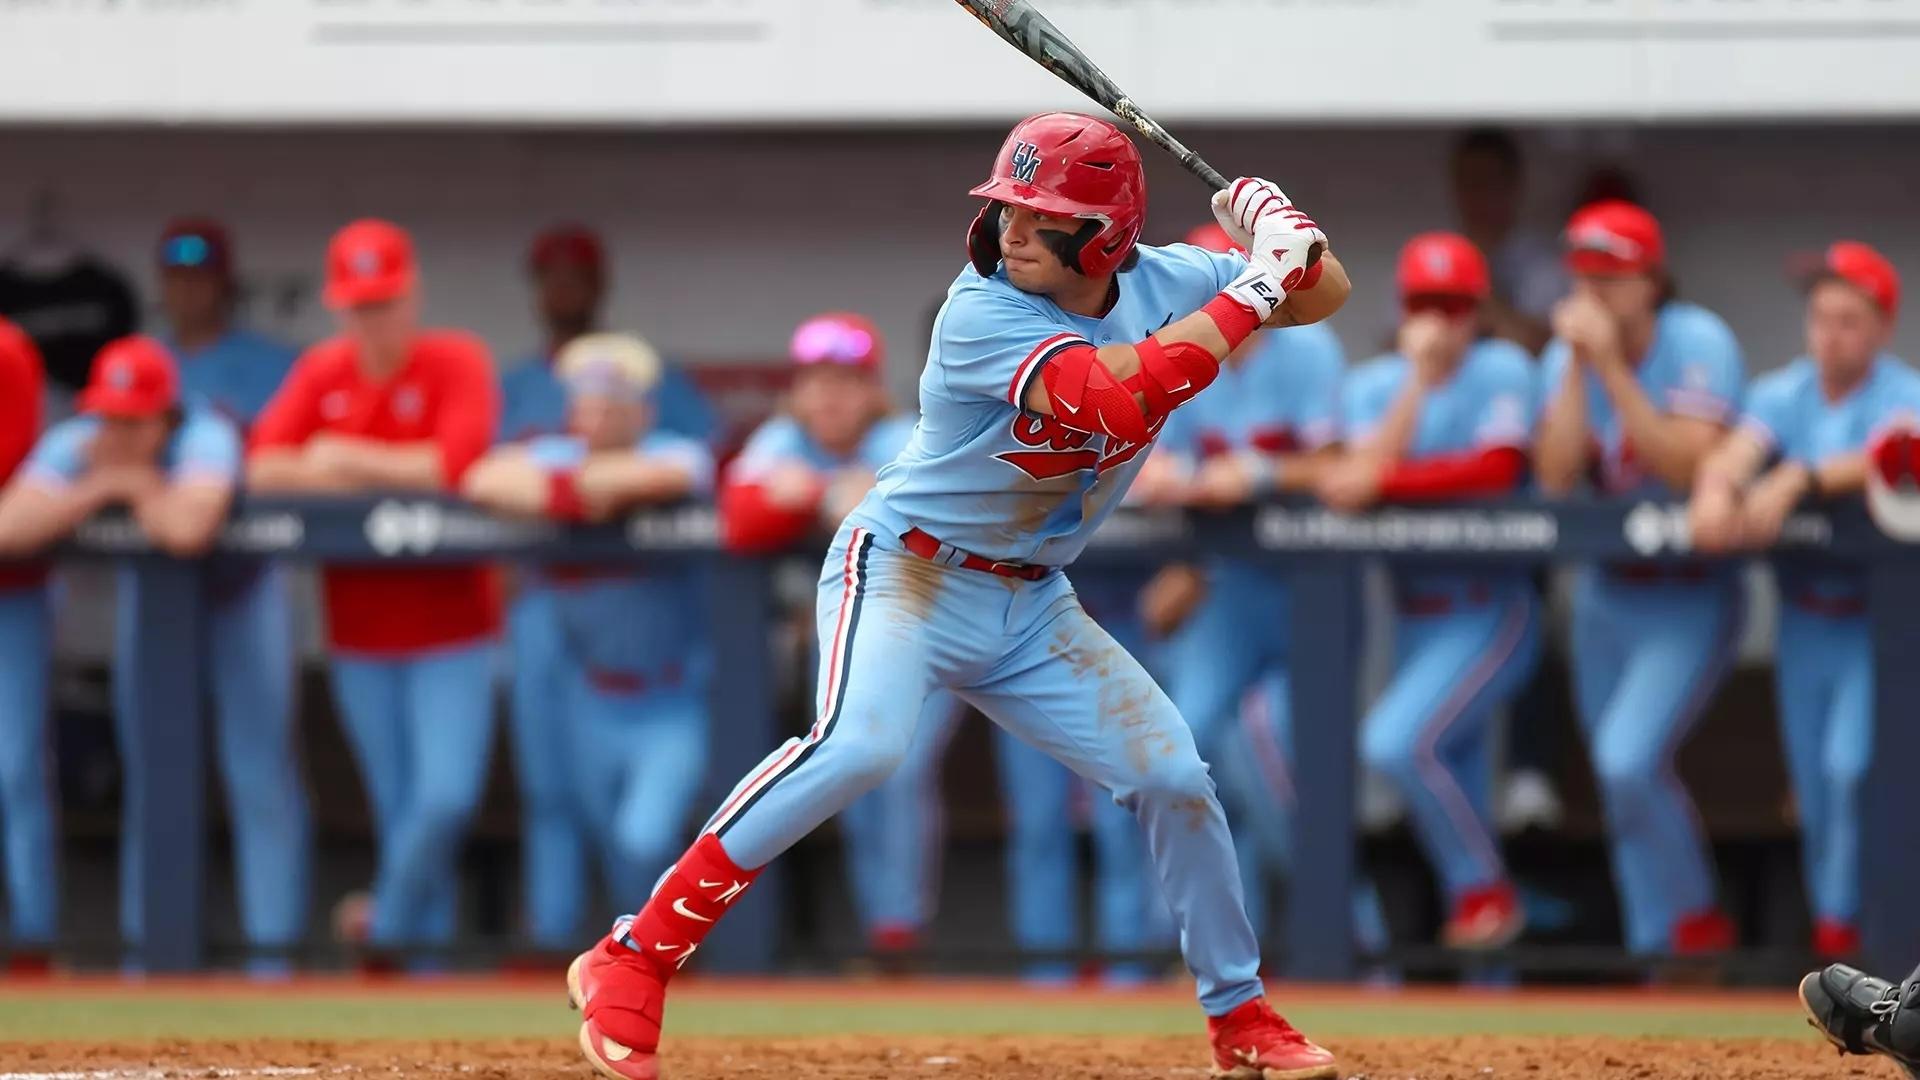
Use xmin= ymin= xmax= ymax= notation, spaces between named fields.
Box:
xmin=1533 ymin=404 xmax=1591 ymax=497
xmin=1275 ymin=252 xmax=1350 ymax=328
xmin=1269 ymin=448 xmax=1340 ymax=493
xmin=1696 ymin=431 xmax=1768 ymax=495
xmin=577 ymin=458 xmax=697 ymax=520
xmin=0 ymin=483 xmax=101 ymax=555
xmin=1812 ymin=452 xmax=1868 ymax=497
xmin=131 ymin=483 xmax=233 ymax=557
xmin=460 ymin=455 xmax=550 ymax=518
xmin=247 ymin=451 xmax=352 ymax=494
xmin=1359 ymin=380 xmax=1428 ymax=468
xmin=332 ymin=440 xmax=446 ymax=491
xmin=1600 ymin=367 xmax=1716 ymax=492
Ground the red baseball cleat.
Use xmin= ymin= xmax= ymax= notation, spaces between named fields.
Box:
xmin=1815 ymin=919 xmax=1862 ymax=960
xmin=1670 ymin=908 xmax=1737 ymax=955
xmin=571 ymin=936 xmax=668 ymax=1080
xmin=1442 ymin=881 xmax=1525 ymax=951
xmin=1206 ymin=998 xmax=1339 ymax=1079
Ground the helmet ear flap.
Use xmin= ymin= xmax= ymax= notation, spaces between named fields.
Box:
xmin=1039 ymin=219 xmax=1101 ymax=277
xmin=968 ymin=201 xmax=1005 ymax=278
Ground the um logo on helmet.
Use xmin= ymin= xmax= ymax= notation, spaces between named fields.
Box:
xmin=1010 ymin=141 xmax=1041 ymax=184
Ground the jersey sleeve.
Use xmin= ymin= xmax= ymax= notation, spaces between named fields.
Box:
xmin=642 ymin=432 xmax=717 ymax=496
xmin=1470 ymin=348 xmax=1541 ymax=450
xmin=432 ymin=337 xmax=505 ymax=486
xmin=169 ymin=413 xmax=242 ymax=485
xmin=725 ymin=416 xmax=814 ymax=485
xmin=0 ymin=324 xmax=44 ymax=485
xmin=1736 ymin=368 xmax=1800 ymax=455
xmin=249 ymin=346 xmax=328 ymax=453
xmin=1339 ymin=361 xmax=1399 ymax=445
xmin=1662 ymin=313 xmax=1745 ymax=423
xmin=20 ymin=419 xmax=91 ymax=488
xmin=933 ymin=284 xmax=1093 ymax=409
xmin=1279 ymin=327 xmax=1346 ymax=450
xmin=522 ymin=434 xmax=587 ymax=471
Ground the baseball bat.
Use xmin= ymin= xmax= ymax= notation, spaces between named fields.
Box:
xmin=952 ymin=0 xmax=1229 ymax=192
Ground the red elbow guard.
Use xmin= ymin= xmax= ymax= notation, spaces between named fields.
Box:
xmin=1127 ymin=336 xmax=1221 ymax=418
xmin=1040 ymin=344 xmax=1152 ymax=443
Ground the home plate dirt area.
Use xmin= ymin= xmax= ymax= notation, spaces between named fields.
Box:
xmin=0 ymin=978 xmax=1874 ymax=1080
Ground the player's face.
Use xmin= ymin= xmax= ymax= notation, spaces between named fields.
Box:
xmin=998 ymin=205 xmax=1080 ymax=294
xmin=94 ymin=414 xmax=169 ymax=464
xmin=1573 ymin=272 xmax=1660 ymax=326
xmin=1806 ymin=279 xmax=1890 ymax=382
xmin=1402 ymin=295 xmax=1481 ymax=359
xmin=791 ymin=364 xmax=880 ymax=453
xmin=569 ymin=392 xmax=647 ymax=451
xmin=537 ymin=263 xmax=602 ymax=327
xmin=159 ymin=267 xmax=227 ymax=333
xmin=340 ymin=293 xmax=420 ymax=364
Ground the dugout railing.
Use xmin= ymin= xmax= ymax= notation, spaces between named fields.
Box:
xmin=30 ymin=495 xmax=1920 ymax=979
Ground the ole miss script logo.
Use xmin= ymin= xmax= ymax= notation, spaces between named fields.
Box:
xmin=995 ymin=412 xmax=1158 ymax=481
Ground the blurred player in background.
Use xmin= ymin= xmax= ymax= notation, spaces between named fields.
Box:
xmin=719 ymin=312 xmax=958 ymax=962
xmin=499 ymin=225 xmax=719 ymax=955
xmin=1317 ymin=233 xmax=1541 ymax=948
xmin=1535 ymin=201 xmax=1746 ymax=956
xmin=248 ymin=220 xmax=502 ymax=965
xmin=148 ymin=217 xmax=311 ymax=972
xmin=466 ymin=332 xmax=716 ymax=909
xmin=0 ymin=337 xmax=297 ymax=967
xmin=1138 ymin=222 xmax=1344 ymax=937
xmin=0 ymin=319 xmax=52 ymax=966
xmin=1449 ymin=129 xmax=1566 ymax=355
xmin=567 ymin=113 xmax=1350 ymax=1080
xmin=1690 ymin=242 xmax=1916 ymax=959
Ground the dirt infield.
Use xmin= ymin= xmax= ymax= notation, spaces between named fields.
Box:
xmin=0 ymin=1034 xmax=1878 ymax=1080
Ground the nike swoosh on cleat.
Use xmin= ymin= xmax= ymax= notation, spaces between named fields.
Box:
xmin=601 ymin=1037 xmax=634 ymax=1063
xmin=672 ymin=897 xmax=715 ymax=923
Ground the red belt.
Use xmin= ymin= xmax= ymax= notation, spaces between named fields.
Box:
xmin=1790 ymin=592 xmax=1867 ymax=618
xmin=586 ymin=661 xmax=683 ymax=696
xmin=902 ymin=528 xmax=1050 ymax=581
xmin=1603 ymin=563 xmax=1710 ymax=585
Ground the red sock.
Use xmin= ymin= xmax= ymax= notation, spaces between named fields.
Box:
xmin=617 ymin=833 xmax=760 ymax=978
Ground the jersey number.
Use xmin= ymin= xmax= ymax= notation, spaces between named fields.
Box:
xmin=994 ymin=413 xmax=1157 ymax=481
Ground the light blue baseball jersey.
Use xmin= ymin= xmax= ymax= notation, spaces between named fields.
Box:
xmin=853 ymin=243 xmax=1245 ymax=566
xmin=1345 ymin=339 xmax=1539 ymax=603
xmin=1743 ymin=354 xmax=1920 ymax=605
xmin=24 ymin=406 xmax=240 ymax=488
xmin=1541 ymin=301 xmax=1745 ymax=498
xmin=498 ymin=351 xmax=719 ymax=445
xmin=163 ymin=329 xmax=300 ymax=426
xmin=728 ymin=413 xmax=918 ymax=481
xmin=524 ymin=429 xmax=716 ymax=665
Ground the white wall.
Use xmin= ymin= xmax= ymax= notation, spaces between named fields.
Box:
xmin=5 ymin=123 xmax=1920 ymax=407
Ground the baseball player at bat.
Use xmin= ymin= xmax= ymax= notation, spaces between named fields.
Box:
xmin=249 ymin=220 xmax=503 ymax=965
xmin=0 ymin=318 xmax=53 ymax=964
xmin=720 ymin=313 xmax=962 ymax=961
xmin=1534 ymin=201 xmax=1746 ymax=956
xmin=466 ymin=333 xmax=716 ymax=909
xmin=568 ymin=112 xmax=1350 ymax=1080
xmin=1689 ymin=242 xmax=1917 ymax=960
xmin=499 ymin=227 xmax=720 ymax=955
xmin=1137 ymin=221 xmax=1345 ymax=925
xmin=0 ymin=336 xmax=290 ymax=966
xmin=1316 ymin=233 xmax=1542 ymax=950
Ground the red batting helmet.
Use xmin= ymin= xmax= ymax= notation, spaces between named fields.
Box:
xmin=967 ymin=112 xmax=1146 ymax=279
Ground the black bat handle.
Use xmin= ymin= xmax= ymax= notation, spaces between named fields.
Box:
xmin=1188 ymin=158 xmax=1229 ymax=193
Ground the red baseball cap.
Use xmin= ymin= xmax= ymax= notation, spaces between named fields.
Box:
xmin=791 ymin=312 xmax=884 ymax=371
xmin=80 ymin=336 xmax=179 ymax=418
xmin=1396 ymin=232 xmax=1491 ymax=301
xmin=1814 ymin=241 xmax=1900 ymax=319
xmin=1564 ymin=200 xmax=1665 ymax=276
xmin=157 ymin=217 xmax=233 ymax=277
xmin=529 ymin=224 xmax=607 ymax=278
xmin=1184 ymin=223 xmax=1244 ymax=256
xmin=324 ymin=219 xmax=417 ymax=309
